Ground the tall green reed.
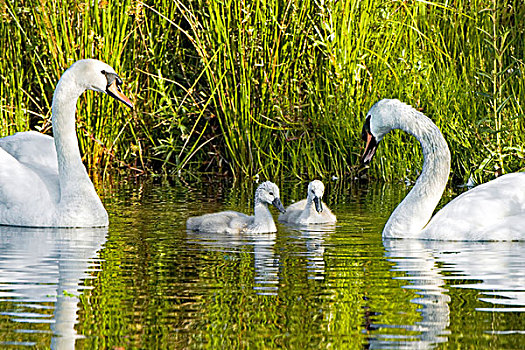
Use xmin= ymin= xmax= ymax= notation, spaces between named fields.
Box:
xmin=1 ymin=0 xmax=141 ymax=179
xmin=471 ymin=0 xmax=525 ymax=180
xmin=29 ymin=0 xmax=140 ymax=174
xmin=1 ymin=0 xmax=524 ymax=185
xmin=168 ymin=0 xmax=471 ymax=181
xmin=0 ymin=2 xmax=42 ymax=135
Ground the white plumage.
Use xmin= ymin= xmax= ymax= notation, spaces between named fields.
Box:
xmin=279 ymin=180 xmax=336 ymax=225
xmin=362 ymin=99 xmax=525 ymax=240
xmin=0 ymin=59 xmax=133 ymax=227
xmin=186 ymin=181 xmax=286 ymax=234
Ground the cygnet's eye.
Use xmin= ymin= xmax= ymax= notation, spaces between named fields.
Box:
xmin=269 ymin=192 xmax=274 ymax=196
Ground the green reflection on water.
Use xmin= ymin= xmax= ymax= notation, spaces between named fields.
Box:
xmin=4 ymin=179 xmax=521 ymax=349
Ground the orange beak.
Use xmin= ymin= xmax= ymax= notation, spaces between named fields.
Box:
xmin=107 ymin=80 xmax=134 ymax=109
xmin=362 ymin=130 xmax=378 ymax=164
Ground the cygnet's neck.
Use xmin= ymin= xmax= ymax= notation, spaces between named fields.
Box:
xmin=383 ymin=110 xmax=451 ymax=238
xmin=304 ymin=196 xmax=317 ymax=214
xmin=252 ymin=202 xmax=277 ymax=232
xmin=52 ymin=74 xmax=95 ymax=201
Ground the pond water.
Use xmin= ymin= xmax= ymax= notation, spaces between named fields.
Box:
xmin=0 ymin=179 xmax=523 ymax=349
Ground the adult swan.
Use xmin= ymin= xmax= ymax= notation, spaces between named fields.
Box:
xmin=362 ymin=99 xmax=525 ymax=241
xmin=0 ymin=59 xmax=133 ymax=227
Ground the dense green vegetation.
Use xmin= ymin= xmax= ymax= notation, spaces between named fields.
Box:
xmin=1 ymin=0 xmax=524 ymax=183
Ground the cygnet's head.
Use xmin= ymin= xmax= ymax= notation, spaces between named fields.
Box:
xmin=62 ymin=59 xmax=134 ymax=109
xmin=255 ymin=181 xmax=286 ymax=213
xmin=361 ymin=99 xmax=412 ymax=164
xmin=307 ymin=180 xmax=325 ymax=213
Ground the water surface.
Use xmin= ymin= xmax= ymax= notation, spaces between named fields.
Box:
xmin=0 ymin=179 xmax=523 ymax=349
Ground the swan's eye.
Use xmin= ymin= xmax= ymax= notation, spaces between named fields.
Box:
xmin=103 ymin=72 xmax=123 ymax=91
xmin=269 ymin=192 xmax=274 ymax=196
xmin=101 ymin=70 xmax=106 ymax=75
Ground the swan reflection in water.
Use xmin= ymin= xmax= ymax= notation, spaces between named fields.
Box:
xmin=370 ymin=239 xmax=525 ymax=349
xmin=0 ymin=225 xmax=107 ymax=349
xmin=287 ymin=223 xmax=335 ymax=281
xmin=187 ymin=223 xmax=335 ymax=295
xmin=187 ymin=231 xmax=279 ymax=295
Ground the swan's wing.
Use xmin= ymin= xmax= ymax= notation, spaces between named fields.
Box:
xmin=285 ymin=199 xmax=307 ymax=211
xmin=186 ymin=210 xmax=250 ymax=233
xmin=0 ymin=131 xmax=59 ymax=205
xmin=0 ymin=147 xmax=57 ymax=225
xmin=475 ymin=214 xmax=525 ymax=240
xmin=229 ymin=214 xmax=254 ymax=232
xmin=424 ymin=173 xmax=525 ymax=240
xmin=0 ymin=131 xmax=58 ymax=173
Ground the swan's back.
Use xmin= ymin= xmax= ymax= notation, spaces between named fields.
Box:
xmin=0 ymin=131 xmax=58 ymax=172
xmin=186 ymin=181 xmax=284 ymax=234
xmin=0 ymin=153 xmax=57 ymax=226
xmin=186 ymin=211 xmax=252 ymax=234
xmin=422 ymin=172 xmax=525 ymax=240
xmin=0 ymin=131 xmax=60 ymax=210
xmin=279 ymin=199 xmax=307 ymax=223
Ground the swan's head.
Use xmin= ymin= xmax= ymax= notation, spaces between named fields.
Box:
xmin=255 ymin=181 xmax=286 ymax=213
xmin=307 ymin=180 xmax=325 ymax=213
xmin=65 ymin=59 xmax=134 ymax=109
xmin=361 ymin=99 xmax=408 ymax=164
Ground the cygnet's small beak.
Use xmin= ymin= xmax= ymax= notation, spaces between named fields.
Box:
xmin=313 ymin=196 xmax=323 ymax=213
xmin=272 ymin=198 xmax=286 ymax=213
xmin=107 ymin=80 xmax=134 ymax=109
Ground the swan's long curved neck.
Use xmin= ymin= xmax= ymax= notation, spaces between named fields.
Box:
xmin=52 ymin=76 xmax=93 ymax=201
xmin=383 ymin=111 xmax=451 ymax=238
